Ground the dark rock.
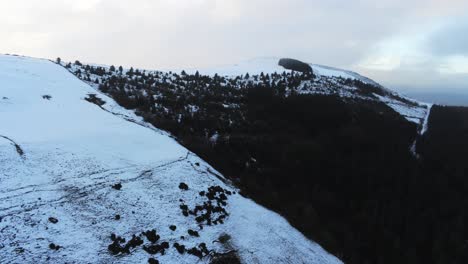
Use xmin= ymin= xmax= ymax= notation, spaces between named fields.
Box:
xmin=108 ymin=240 xmax=122 ymax=255
xmin=174 ymin=243 xmax=185 ymax=254
xmin=169 ymin=225 xmax=177 ymax=231
xmin=198 ymin=243 xmax=209 ymax=255
xmin=161 ymin=242 xmax=169 ymax=249
xmin=179 ymin=182 xmax=189 ymax=190
xmin=112 ymin=183 xmax=122 ymax=190
xmin=126 ymin=235 xmax=144 ymax=249
xmin=148 ymin=258 xmax=159 ymax=264
xmin=188 ymin=229 xmax=199 ymax=237
xmin=48 ymin=217 xmax=58 ymax=224
xmin=143 ymin=243 xmax=167 ymax=255
xmin=278 ymin=58 xmax=313 ymax=73
xmin=49 ymin=243 xmax=60 ymax=250
xmin=187 ymin=247 xmax=203 ymax=259
xmin=142 ymin=229 xmax=160 ymax=243
xmin=114 ymin=214 xmax=121 ymax=220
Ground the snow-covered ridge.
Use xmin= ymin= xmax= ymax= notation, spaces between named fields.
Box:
xmin=0 ymin=54 xmax=341 ymax=263
xmin=185 ymin=57 xmax=376 ymax=85
xmin=212 ymin=58 xmax=430 ymax=129
xmin=310 ymin=64 xmax=380 ymax=86
xmin=180 ymin=57 xmax=430 ymax=127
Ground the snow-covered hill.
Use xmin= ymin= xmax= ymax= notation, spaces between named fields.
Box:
xmin=183 ymin=57 xmax=431 ymax=132
xmin=0 ymin=54 xmax=342 ymax=264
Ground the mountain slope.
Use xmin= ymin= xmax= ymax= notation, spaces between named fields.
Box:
xmin=59 ymin=56 xmax=468 ymax=264
xmin=0 ymin=54 xmax=341 ymax=264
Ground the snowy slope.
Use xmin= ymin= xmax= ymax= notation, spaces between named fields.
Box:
xmin=0 ymin=54 xmax=342 ymax=264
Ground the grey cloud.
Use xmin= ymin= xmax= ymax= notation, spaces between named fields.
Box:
xmin=0 ymin=0 xmax=428 ymax=69
xmin=2 ymin=0 xmax=468 ymax=100
xmin=430 ymin=19 xmax=468 ymax=56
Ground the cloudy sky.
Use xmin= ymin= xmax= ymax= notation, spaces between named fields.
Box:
xmin=1 ymin=0 xmax=467 ymax=103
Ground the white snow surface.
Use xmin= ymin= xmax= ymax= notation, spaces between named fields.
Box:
xmin=0 ymin=54 xmax=342 ymax=264
xmin=184 ymin=57 xmax=287 ymax=76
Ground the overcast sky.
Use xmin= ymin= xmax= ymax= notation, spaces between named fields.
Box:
xmin=1 ymin=0 xmax=468 ymax=99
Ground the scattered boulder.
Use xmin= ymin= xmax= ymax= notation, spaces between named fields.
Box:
xmin=48 ymin=217 xmax=58 ymax=224
xmin=169 ymin=225 xmax=177 ymax=231
xmin=112 ymin=183 xmax=122 ymax=190
xmin=187 ymin=247 xmax=203 ymax=259
xmin=188 ymin=229 xmax=199 ymax=237
xmin=174 ymin=243 xmax=185 ymax=254
xmin=108 ymin=234 xmax=143 ymax=255
xmin=110 ymin=234 xmax=125 ymax=243
xmin=181 ymin=185 xmax=232 ymax=225
xmin=143 ymin=242 xmax=169 ymax=255
xmin=42 ymin=95 xmax=52 ymax=100
xmin=187 ymin=243 xmax=210 ymax=259
xmin=127 ymin=235 xmax=144 ymax=249
xmin=48 ymin=243 xmax=60 ymax=250
xmin=114 ymin=214 xmax=121 ymax=220
xmin=108 ymin=240 xmax=123 ymax=255
xmin=179 ymin=182 xmax=189 ymax=190
xmin=148 ymin=258 xmax=159 ymax=264
xmin=142 ymin=229 xmax=160 ymax=243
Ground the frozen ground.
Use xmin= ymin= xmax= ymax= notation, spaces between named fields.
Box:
xmin=0 ymin=54 xmax=342 ymax=263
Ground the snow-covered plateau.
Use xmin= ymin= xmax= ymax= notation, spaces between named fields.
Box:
xmin=0 ymin=54 xmax=342 ymax=264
